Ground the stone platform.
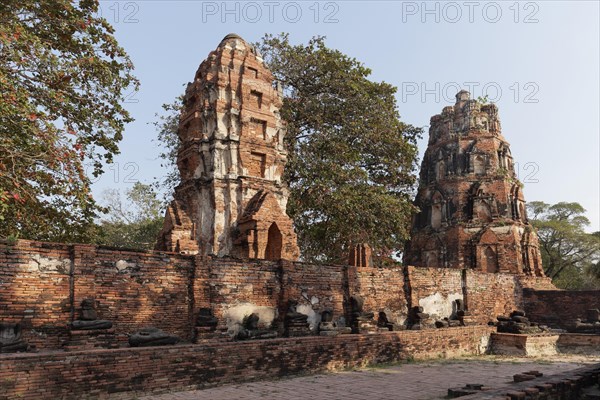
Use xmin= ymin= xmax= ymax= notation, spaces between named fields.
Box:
xmin=490 ymin=332 xmax=600 ymax=357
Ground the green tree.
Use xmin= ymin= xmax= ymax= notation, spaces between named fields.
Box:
xmin=258 ymin=34 xmax=421 ymax=263
xmin=151 ymin=98 xmax=182 ymax=203
xmin=96 ymin=182 xmax=163 ymax=250
xmin=0 ymin=0 xmax=138 ymax=242
xmin=527 ymin=201 xmax=600 ymax=289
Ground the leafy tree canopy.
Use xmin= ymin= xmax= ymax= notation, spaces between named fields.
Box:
xmin=0 ymin=0 xmax=138 ymax=242
xmin=527 ymin=201 xmax=600 ymax=289
xmin=95 ymin=182 xmax=163 ymax=250
xmin=152 ymin=98 xmax=182 ymax=203
xmin=257 ymin=34 xmax=421 ymax=263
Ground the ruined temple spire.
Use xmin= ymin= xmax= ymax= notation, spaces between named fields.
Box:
xmin=404 ymin=91 xmax=544 ymax=276
xmin=156 ymin=35 xmax=299 ymax=260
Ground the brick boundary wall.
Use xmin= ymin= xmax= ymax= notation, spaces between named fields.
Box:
xmin=523 ymin=289 xmax=600 ymax=329
xmin=1 ymin=239 xmax=555 ymax=351
xmin=0 ymin=326 xmax=493 ymax=400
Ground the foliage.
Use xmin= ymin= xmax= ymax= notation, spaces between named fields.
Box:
xmin=527 ymin=201 xmax=600 ymax=289
xmin=96 ymin=183 xmax=163 ymax=249
xmin=151 ymin=97 xmax=183 ymax=203
xmin=0 ymin=0 xmax=138 ymax=242
xmin=257 ymin=34 xmax=421 ymax=263
xmin=476 ymin=95 xmax=489 ymax=104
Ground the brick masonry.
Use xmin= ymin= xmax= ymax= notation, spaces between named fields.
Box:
xmin=489 ymin=332 xmax=600 ymax=357
xmin=0 ymin=326 xmax=494 ymax=400
xmin=155 ymin=33 xmax=299 ymax=260
xmin=404 ymin=91 xmax=545 ymax=277
xmin=523 ymin=289 xmax=600 ymax=329
xmin=1 ymin=239 xmax=559 ymax=351
xmin=0 ymin=240 xmax=195 ymax=350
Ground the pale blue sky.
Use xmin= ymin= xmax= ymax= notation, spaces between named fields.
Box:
xmin=92 ymin=0 xmax=600 ymax=231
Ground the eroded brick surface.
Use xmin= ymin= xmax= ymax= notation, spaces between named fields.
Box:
xmin=155 ymin=34 xmax=299 ymax=261
xmin=523 ymin=289 xmax=600 ymax=329
xmin=0 ymin=239 xmax=560 ymax=351
xmin=404 ymin=91 xmax=545 ymax=277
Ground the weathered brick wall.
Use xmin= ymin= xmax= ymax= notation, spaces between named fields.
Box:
xmin=557 ymin=333 xmax=600 ymax=355
xmin=350 ymin=266 xmax=408 ymax=324
xmin=72 ymin=245 xmax=195 ymax=341
xmin=406 ymin=266 xmax=463 ymax=320
xmin=1 ymin=239 xmax=558 ymax=350
xmin=0 ymin=240 xmax=72 ymax=349
xmin=517 ymin=275 xmax=555 ymax=290
xmin=0 ymin=326 xmax=494 ymax=400
xmin=281 ymin=261 xmax=346 ymax=326
xmin=0 ymin=240 xmax=195 ymax=347
xmin=466 ymin=270 xmax=520 ymax=325
xmin=205 ymin=257 xmax=282 ymax=332
xmin=523 ymin=289 xmax=600 ymax=328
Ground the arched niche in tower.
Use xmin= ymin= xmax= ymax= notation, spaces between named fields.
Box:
xmin=475 ymin=229 xmax=499 ymax=273
xmin=519 ymin=203 xmax=526 ymax=222
xmin=520 ymin=228 xmax=544 ymax=277
xmin=431 ymin=203 xmax=442 ymax=230
xmin=497 ymin=144 xmax=511 ymax=170
xmin=435 ymin=150 xmax=446 ymax=181
xmin=484 ymin=246 xmax=498 ymax=273
xmin=509 ymin=184 xmax=526 ymax=221
xmin=422 ymin=235 xmax=445 ymax=268
xmin=473 ymin=155 xmax=485 ymax=175
xmin=265 ymin=222 xmax=282 ymax=260
xmin=474 ymin=114 xmax=489 ymax=131
xmin=469 ymin=183 xmax=493 ymax=223
xmin=231 ymin=190 xmax=299 ymax=261
xmin=448 ymin=150 xmax=457 ymax=175
xmin=430 ymin=190 xmax=445 ymax=230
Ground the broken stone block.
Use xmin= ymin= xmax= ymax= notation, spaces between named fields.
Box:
xmin=514 ymin=373 xmax=537 ymax=383
xmin=435 ymin=320 xmax=449 ymax=328
xmin=129 ymin=327 xmax=180 ymax=347
xmin=0 ymin=323 xmax=28 ymax=353
xmin=511 ymin=316 xmax=529 ymax=324
xmin=506 ymin=391 xmax=527 ymax=400
xmin=586 ymin=309 xmax=600 ymax=323
xmin=70 ymin=299 xmax=113 ymax=331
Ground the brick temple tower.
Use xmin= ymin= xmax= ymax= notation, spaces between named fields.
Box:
xmin=404 ymin=91 xmax=544 ymax=276
xmin=156 ymin=34 xmax=300 ymax=260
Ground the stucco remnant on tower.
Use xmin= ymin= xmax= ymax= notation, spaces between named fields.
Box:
xmin=156 ymin=34 xmax=299 ymax=260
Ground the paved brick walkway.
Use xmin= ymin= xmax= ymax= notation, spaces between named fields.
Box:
xmin=138 ymin=356 xmax=600 ymax=400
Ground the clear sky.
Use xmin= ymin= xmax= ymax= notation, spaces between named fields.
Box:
xmin=92 ymin=0 xmax=600 ymax=231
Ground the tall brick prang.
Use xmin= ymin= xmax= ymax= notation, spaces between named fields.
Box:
xmin=156 ymin=34 xmax=299 ymax=260
xmin=404 ymin=90 xmax=544 ymax=276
